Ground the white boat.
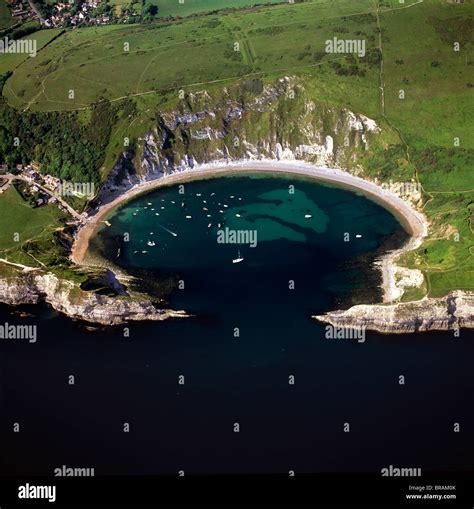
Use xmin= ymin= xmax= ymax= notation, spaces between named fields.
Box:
xmin=147 ymin=240 xmax=156 ymax=247
xmin=356 ymin=234 xmax=362 ymax=238
xmin=186 ymin=215 xmax=192 ymax=219
xmin=147 ymin=202 xmax=152 ymax=206
xmin=211 ymin=192 xmax=216 ymax=196
xmin=223 ymin=204 xmax=228 ymax=208
xmin=235 ymin=213 xmax=241 ymax=218
xmin=232 ymin=250 xmax=244 ymax=264
xmin=305 ymin=214 xmax=312 ymax=218
xmin=230 ymin=195 xmax=234 ymax=198
xmin=171 ymin=201 xmax=175 ymax=204
xmin=219 ymin=210 xmax=224 ymax=213
xmin=158 ymin=224 xmax=178 ymax=237
xmin=207 ymin=223 xmax=212 ymax=228
xmin=155 ymin=213 xmax=160 ymax=216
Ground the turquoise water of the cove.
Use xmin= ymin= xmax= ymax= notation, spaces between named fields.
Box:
xmin=91 ymin=174 xmax=405 ymax=314
xmin=1 ymin=173 xmax=474 ymax=476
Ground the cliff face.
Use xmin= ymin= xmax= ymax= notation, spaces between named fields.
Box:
xmin=0 ymin=269 xmax=187 ymax=325
xmin=98 ymin=77 xmax=386 ymax=204
xmin=314 ymin=291 xmax=474 ymax=334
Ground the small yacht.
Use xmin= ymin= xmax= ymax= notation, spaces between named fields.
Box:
xmin=147 ymin=240 xmax=156 ymax=247
xmin=304 ymin=214 xmax=312 ymax=219
xmin=232 ymin=250 xmax=244 ymax=264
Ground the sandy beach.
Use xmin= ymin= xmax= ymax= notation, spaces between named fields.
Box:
xmin=71 ymin=160 xmax=429 ymax=300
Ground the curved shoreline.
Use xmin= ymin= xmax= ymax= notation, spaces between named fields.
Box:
xmin=71 ymin=160 xmax=429 ymax=300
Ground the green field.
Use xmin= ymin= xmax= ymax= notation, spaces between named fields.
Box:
xmin=0 ymin=1 xmax=14 ymax=30
xmin=146 ymin=0 xmax=284 ymax=18
xmin=0 ymin=186 xmax=66 ymax=267
xmin=3 ymin=0 xmax=380 ymax=111
xmin=0 ymin=28 xmax=63 ymax=75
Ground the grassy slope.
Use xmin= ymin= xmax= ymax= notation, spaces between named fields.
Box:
xmin=380 ymin=0 xmax=473 ymax=297
xmin=0 ymin=0 xmax=472 ymax=298
xmin=3 ymin=0 xmax=377 ymax=111
xmin=0 ymin=28 xmax=63 ymax=75
xmin=145 ymin=0 xmax=284 ymax=18
xmin=0 ymin=1 xmax=14 ymax=30
xmin=0 ymin=186 xmax=65 ymax=266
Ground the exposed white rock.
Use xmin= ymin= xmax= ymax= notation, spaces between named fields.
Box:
xmin=314 ymin=291 xmax=474 ymax=333
xmin=0 ymin=270 xmax=188 ymax=325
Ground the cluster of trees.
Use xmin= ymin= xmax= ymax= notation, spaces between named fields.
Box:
xmin=5 ymin=21 xmax=41 ymax=39
xmin=0 ymin=74 xmax=120 ymax=185
xmin=35 ymin=0 xmax=54 ymax=19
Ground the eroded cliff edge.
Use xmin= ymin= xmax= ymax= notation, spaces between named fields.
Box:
xmin=314 ymin=291 xmax=474 ymax=334
xmin=0 ymin=265 xmax=187 ymax=325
